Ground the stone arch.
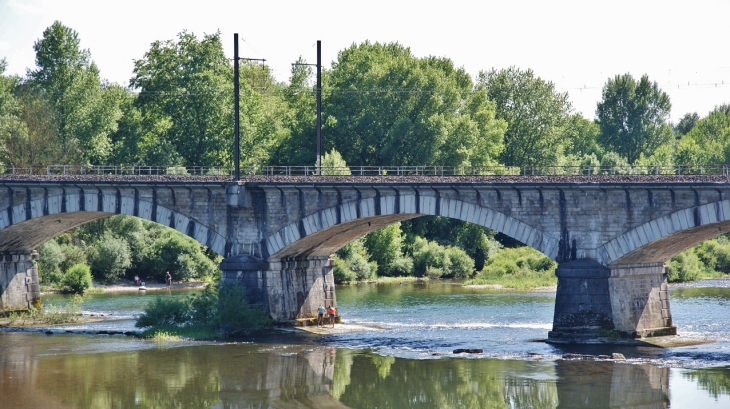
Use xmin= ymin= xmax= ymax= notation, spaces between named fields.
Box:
xmin=0 ymin=192 xmax=228 ymax=256
xmin=599 ymin=199 xmax=730 ymax=265
xmin=263 ymin=193 xmax=558 ymax=259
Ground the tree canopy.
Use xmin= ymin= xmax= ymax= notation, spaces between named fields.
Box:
xmin=596 ymin=74 xmax=673 ymax=164
xmin=324 ymin=42 xmax=505 ymax=167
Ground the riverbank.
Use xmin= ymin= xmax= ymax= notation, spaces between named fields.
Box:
xmin=40 ymin=280 xmax=208 ymax=295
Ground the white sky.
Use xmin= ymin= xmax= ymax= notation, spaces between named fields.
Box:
xmin=1 ymin=0 xmax=729 ymax=121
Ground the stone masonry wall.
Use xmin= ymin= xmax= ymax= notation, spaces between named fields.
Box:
xmin=0 ymin=251 xmax=40 ymax=310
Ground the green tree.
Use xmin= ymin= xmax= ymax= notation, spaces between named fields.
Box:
xmin=26 ymin=21 xmax=122 ymax=163
xmin=130 ymin=31 xmax=232 ymax=166
xmin=62 ymin=263 xmax=93 ymax=294
xmin=675 ymin=106 xmax=730 ymax=165
xmin=675 ymin=112 xmax=699 ymax=137
xmin=364 ymin=223 xmax=406 ymax=275
xmin=596 ymin=74 xmax=673 ymax=164
xmin=325 ymin=42 xmax=504 ymax=166
xmin=88 ymin=231 xmax=132 ymax=284
xmin=478 ymin=67 xmax=573 ymax=166
xmin=269 ymin=60 xmax=317 ymax=165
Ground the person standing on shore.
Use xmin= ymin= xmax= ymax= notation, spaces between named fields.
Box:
xmin=134 ymin=275 xmax=140 ymax=286
xmin=165 ymin=271 xmax=172 ymax=289
xmin=328 ymin=305 xmax=337 ymax=328
xmin=317 ymin=305 xmax=325 ymax=327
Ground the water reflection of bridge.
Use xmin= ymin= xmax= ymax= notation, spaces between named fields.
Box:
xmin=0 ymin=331 xmax=688 ymax=408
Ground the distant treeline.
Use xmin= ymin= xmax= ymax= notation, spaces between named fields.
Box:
xmin=2 ymin=22 xmax=728 ymax=287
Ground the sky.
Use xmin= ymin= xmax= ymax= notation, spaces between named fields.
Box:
xmin=1 ymin=0 xmax=729 ymax=121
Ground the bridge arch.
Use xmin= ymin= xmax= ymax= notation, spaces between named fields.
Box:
xmin=262 ymin=194 xmax=559 ymax=260
xmin=600 ymin=199 xmax=730 ymax=265
xmin=0 ymin=192 xmax=228 ymax=256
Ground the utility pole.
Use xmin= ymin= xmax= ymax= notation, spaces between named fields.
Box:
xmin=292 ymin=40 xmax=322 ymax=175
xmin=233 ymin=33 xmax=266 ymax=181
xmin=234 ymin=33 xmax=240 ymax=181
xmin=316 ymin=40 xmax=322 ymax=175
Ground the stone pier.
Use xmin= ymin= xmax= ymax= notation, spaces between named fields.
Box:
xmin=0 ymin=251 xmax=41 ymax=311
xmin=220 ymin=255 xmax=336 ymax=321
xmin=549 ymin=260 xmax=675 ymax=343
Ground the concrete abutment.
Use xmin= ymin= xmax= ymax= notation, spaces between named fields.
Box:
xmin=0 ymin=251 xmax=41 ymax=311
xmin=548 ymin=259 xmax=675 ymax=343
xmin=220 ymin=255 xmax=336 ymax=322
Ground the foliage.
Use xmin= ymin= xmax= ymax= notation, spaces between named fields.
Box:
xmin=675 ymin=107 xmax=730 ymax=165
xmin=596 ymin=74 xmax=673 ymax=164
xmin=319 ymin=148 xmax=351 ymax=174
xmin=62 ymin=263 xmax=93 ymax=294
xmin=411 ymin=237 xmax=475 ymax=278
xmin=334 ymin=239 xmax=377 ymax=283
xmin=37 ymin=239 xmax=65 ymax=284
xmin=88 ymin=231 xmax=132 ymax=284
xmin=668 ymin=249 xmax=703 ymax=282
xmin=26 ymin=21 xmax=123 ymax=164
xmin=403 ymin=217 xmax=500 ymax=271
xmin=325 ymin=41 xmax=505 ymax=167
xmin=469 ymin=246 xmax=557 ymax=289
xmin=364 ymin=223 xmax=408 ymax=276
xmin=675 ymin=112 xmax=699 ymax=137
xmin=135 ymin=284 xmax=269 ymax=338
xmin=479 ymin=67 xmax=574 ymax=166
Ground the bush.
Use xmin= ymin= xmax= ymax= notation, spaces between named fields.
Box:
xmin=384 ymin=256 xmax=414 ymax=276
xmin=136 ymin=296 xmax=191 ymax=328
xmin=333 ymin=257 xmax=357 ymax=283
xmin=668 ymin=250 xmax=704 ymax=282
xmin=38 ymin=240 xmax=65 ymax=285
xmin=412 ymin=237 xmax=475 ymax=278
xmin=446 ymin=247 xmax=475 ymax=278
xmin=135 ymin=284 xmax=269 ymax=338
xmin=59 ymin=243 xmax=87 ymax=274
xmin=468 ymin=246 xmax=557 ymax=289
xmin=62 ymin=264 xmax=93 ymax=294
xmin=89 ymin=232 xmax=132 ymax=284
xmin=334 ymin=239 xmax=377 ymax=283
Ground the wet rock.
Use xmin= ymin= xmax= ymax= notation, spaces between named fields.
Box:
xmin=453 ymin=349 xmax=483 ymax=354
xmin=612 ymin=353 xmax=626 ymax=360
xmin=562 ymin=353 xmax=611 ymax=360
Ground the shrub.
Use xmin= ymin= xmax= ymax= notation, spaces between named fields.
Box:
xmin=135 ymin=296 xmax=191 ymax=328
xmin=89 ymin=232 xmax=132 ymax=284
xmin=59 ymin=243 xmax=87 ymax=274
xmin=668 ymin=250 xmax=703 ymax=282
xmin=384 ymin=256 xmax=414 ymax=276
xmin=135 ymin=284 xmax=269 ymax=338
xmin=38 ymin=240 xmax=65 ymax=285
xmin=62 ymin=264 xmax=93 ymax=294
xmin=334 ymin=239 xmax=376 ymax=283
xmin=446 ymin=247 xmax=475 ymax=278
xmin=468 ymin=246 xmax=557 ymax=289
xmin=333 ymin=257 xmax=357 ymax=283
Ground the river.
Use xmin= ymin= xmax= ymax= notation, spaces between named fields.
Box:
xmin=2 ymin=279 xmax=730 ymax=408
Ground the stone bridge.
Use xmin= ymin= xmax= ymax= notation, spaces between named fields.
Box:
xmin=2 ymin=172 xmax=729 ymax=343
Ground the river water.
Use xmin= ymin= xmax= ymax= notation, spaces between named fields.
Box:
xmin=2 ymin=280 xmax=730 ymax=408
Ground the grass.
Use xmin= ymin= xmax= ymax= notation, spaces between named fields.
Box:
xmin=139 ymin=324 xmax=217 ymax=341
xmin=465 ymin=270 xmax=557 ymax=290
xmin=1 ymin=294 xmax=84 ymax=326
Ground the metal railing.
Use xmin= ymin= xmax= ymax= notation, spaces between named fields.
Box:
xmin=1 ymin=164 xmax=729 ymax=178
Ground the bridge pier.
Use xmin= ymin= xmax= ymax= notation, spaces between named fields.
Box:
xmin=0 ymin=251 xmax=41 ymax=311
xmin=220 ymin=255 xmax=336 ymax=322
xmin=548 ymin=260 xmax=675 ymax=343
